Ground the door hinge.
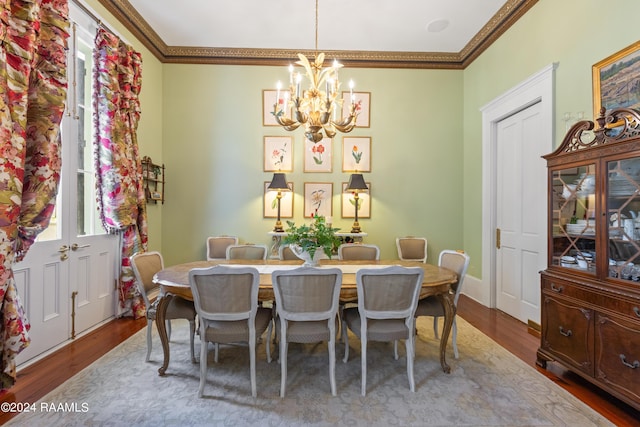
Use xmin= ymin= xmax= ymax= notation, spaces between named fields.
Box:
xmin=496 ymin=228 xmax=501 ymax=249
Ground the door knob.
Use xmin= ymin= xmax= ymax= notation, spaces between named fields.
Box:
xmin=71 ymin=243 xmax=90 ymax=251
xmin=58 ymin=245 xmax=69 ymax=261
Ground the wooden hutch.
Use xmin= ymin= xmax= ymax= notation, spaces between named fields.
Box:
xmin=538 ymin=107 xmax=640 ymax=410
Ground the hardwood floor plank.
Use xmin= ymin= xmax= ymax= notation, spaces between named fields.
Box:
xmin=1 ymin=296 xmax=638 ymax=425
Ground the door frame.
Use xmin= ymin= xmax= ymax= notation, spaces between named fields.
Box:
xmin=472 ymin=63 xmax=557 ymax=308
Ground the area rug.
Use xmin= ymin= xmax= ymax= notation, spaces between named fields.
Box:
xmin=8 ymin=317 xmax=613 ymax=426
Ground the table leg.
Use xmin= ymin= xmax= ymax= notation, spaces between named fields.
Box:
xmin=156 ymin=293 xmax=173 ymax=376
xmin=436 ymin=292 xmax=455 ymax=374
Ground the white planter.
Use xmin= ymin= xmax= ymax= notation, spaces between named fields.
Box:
xmin=290 ymin=245 xmax=323 ymax=266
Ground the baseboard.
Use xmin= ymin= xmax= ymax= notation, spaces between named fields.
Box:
xmin=527 ymin=319 xmax=541 ymax=338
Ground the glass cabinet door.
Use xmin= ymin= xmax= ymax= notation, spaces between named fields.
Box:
xmin=607 ymin=157 xmax=640 ymax=280
xmin=551 ymin=164 xmax=596 ymax=272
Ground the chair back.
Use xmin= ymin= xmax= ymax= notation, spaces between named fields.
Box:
xmin=438 ymin=250 xmax=470 ymax=304
xmin=226 ymin=244 xmax=268 ymax=260
xmin=279 ymin=244 xmax=301 ymax=260
xmin=271 ymin=267 xmax=342 ymax=322
xmin=396 ymin=236 xmax=428 ymax=262
xmin=356 ymin=265 xmax=424 ymax=320
xmin=206 ymin=235 xmax=238 ymax=260
xmin=338 ymin=243 xmax=380 ymax=261
xmin=130 ymin=251 xmax=164 ymax=306
xmin=189 ymin=266 xmax=260 ymax=322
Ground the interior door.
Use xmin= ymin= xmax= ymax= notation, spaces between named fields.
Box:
xmin=14 ymin=8 xmax=117 ymax=366
xmin=496 ymin=101 xmax=546 ymax=324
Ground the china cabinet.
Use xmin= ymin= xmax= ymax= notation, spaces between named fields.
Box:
xmin=537 ymin=108 xmax=640 ymax=410
xmin=141 ymin=156 xmax=165 ymax=204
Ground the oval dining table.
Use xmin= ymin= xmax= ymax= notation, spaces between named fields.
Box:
xmin=152 ymin=259 xmax=457 ymax=376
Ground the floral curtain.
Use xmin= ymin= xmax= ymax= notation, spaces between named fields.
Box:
xmin=93 ymin=28 xmax=147 ymax=318
xmin=0 ymin=0 xmax=69 ymax=388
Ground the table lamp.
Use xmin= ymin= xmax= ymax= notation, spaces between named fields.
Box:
xmin=345 ymin=173 xmax=368 ymax=233
xmin=268 ymin=172 xmax=290 ymax=232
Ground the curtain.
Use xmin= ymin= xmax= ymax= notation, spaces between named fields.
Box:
xmin=93 ymin=28 xmax=147 ymax=318
xmin=0 ymin=0 xmax=69 ymax=388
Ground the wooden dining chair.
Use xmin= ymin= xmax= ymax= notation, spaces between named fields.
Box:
xmin=415 ymin=250 xmax=470 ymax=359
xmin=226 ymin=244 xmax=268 ymax=260
xmin=206 ymin=235 xmax=238 ymax=260
xmin=342 ymin=265 xmax=424 ymax=395
xmin=130 ymin=251 xmax=196 ymax=363
xmin=338 ymin=243 xmax=380 ymax=260
xmin=189 ymin=265 xmax=272 ymax=397
xmin=396 ymin=236 xmax=428 ymax=262
xmin=271 ymin=266 xmax=343 ymax=397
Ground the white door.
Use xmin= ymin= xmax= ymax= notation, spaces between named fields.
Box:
xmin=496 ymin=102 xmax=546 ymax=324
xmin=15 ymin=8 xmax=117 ymax=365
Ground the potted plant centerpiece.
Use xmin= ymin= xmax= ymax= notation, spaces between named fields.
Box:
xmin=283 ymin=216 xmax=340 ymax=266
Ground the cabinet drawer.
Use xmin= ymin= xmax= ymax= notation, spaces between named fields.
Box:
xmin=595 ymin=313 xmax=640 ymax=403
xmin=541 ymin=295 xmax=594 ymax=376
xmin=542 ymin=277 xmax=591 ymax=301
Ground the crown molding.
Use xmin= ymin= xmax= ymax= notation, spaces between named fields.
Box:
xmin=96 ymin=0 xmax=538 ymax=69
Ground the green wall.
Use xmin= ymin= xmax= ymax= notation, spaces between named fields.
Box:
xmin=461 ymin=0 xmax=640 ymax=278
xmin=88 ymin=0 xmax=640 ymax=277
xmin=161 ymin=66 xmax=463 ymax=264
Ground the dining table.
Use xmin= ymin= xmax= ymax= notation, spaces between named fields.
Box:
xmin=152 ymin=259 xmax=458 ymax=376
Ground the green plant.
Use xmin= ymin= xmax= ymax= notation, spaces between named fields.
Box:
xmin=283 ymin=216 xmax=340 ymax=259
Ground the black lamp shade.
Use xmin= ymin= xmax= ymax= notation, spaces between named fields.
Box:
xmin=268 ymin=173 xmax=290 ymax=191
xmin=345 ymin=173 xmax=368 ymax=191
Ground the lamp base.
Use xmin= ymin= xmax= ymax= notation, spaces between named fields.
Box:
xmin=350 ymin=221 xmax=362 ymax=233
xmin=273 ymin=220 xmax=284 ymax=232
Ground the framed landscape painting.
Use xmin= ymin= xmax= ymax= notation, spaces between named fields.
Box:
xmin=304 ymin=182 xmax=332 ymax=218
xmin=263 ymin=181 xmax=293 ymax=218
xmin=304 ymin=137 xmax=332 ymax=172
xmin=592 ymin=41 xmax=640 ymax=119
xmin=264 ymin=136 xmax=293 ymax=172
xmin=341 ymin=182 xmax=371 ymax=218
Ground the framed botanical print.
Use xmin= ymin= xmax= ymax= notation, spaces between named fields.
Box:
xmin=264 ymin=136 xmax=293 ymax=172
xmin=342 ymin=91 xmax=370 ymax=127
xmin=263 ymin=181 xmax=293 ymax=218
xmin=304 ymin=137 xmax=332 ymax=172
xmin=304 ymin=182 xmax=333 ymax=218
xmin=342 ymin=136 xmax=371 ymax=172
xmin=262 ymin=90 xmax=280 ymax=126
xmin=341 ymin=182 xmax=371 ymax=218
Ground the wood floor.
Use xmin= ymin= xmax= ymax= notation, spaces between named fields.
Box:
xmin=1 ymin=295 xmax=638 ymax=426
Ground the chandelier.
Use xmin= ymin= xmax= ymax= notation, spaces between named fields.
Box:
xmin=271 ymin=0 xmax=358 ymax=143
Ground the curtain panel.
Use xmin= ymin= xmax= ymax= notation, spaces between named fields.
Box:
xmin=0 ymin=0 xmax=69 ymax=388
xmin=93 ymin=28 xmax=147 ymax=318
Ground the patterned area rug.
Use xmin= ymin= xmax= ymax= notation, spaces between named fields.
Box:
xmin=8 ymin=317 xmax=613 ymax=426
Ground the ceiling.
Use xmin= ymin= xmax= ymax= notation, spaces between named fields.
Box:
xmin=96 ymin=0 xmax=537 ymax=69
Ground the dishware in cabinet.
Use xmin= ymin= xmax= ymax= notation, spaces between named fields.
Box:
xmin=537 ymin=108 xmax=640 ymax=411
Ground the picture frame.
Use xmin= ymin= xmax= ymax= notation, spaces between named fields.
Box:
xmin=342 ymin=136 xmax=371 ymax=172
xmin=303 ymin=137 xmax=333 ymax=172
xmin=341 ymin=182 xmax=371 ymax=218
xmin=263 ymin=136 xmax=293 ymax=172
xmin=263 ymin=181 xmax=294 ymax=218
xmin=342 ymin=91 xmax=371 ymax=127
xmin=592 ymin=41 xmax=640 ymax=119
xmin=262 ymin=90 xmax=281 ymax=126
xmin=304 ymin=182 xmax=333 ymax=218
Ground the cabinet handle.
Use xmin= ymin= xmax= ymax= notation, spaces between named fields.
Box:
xmin=558 ymin=326 xmax=572 ymax=337
xmin=619 ymin=354 xmax=640 ymax=369
xmin=550 ymin=283 xmax=564 ymax=293
xmin=634 ymin=307 xmax=640 ymax=318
